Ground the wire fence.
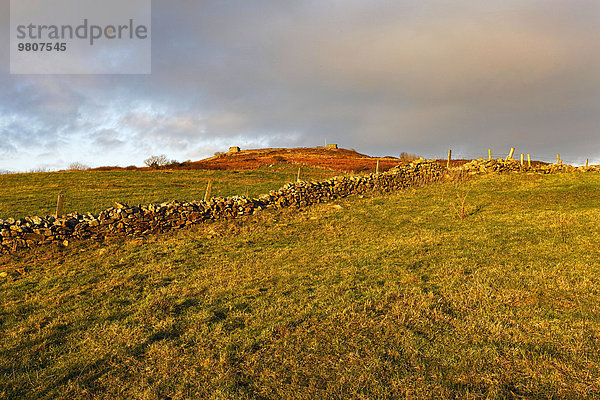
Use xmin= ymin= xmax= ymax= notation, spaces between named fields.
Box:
xmin=442 ymin=150 xmax=595 ymax=166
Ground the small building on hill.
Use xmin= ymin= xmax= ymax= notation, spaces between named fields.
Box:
xmin=326 ymin=144 xmax=338 ymax=150
xmin=229 ymin=146 xmax=241 ymax=154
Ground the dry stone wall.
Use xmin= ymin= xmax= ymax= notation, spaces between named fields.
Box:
xmin=459 ymin=158 xmax=600 ymax=174
xmin=2 ymin=158 xmax=597 ymax=254
xmin=0 ymin=160 xmax=444 ymax=254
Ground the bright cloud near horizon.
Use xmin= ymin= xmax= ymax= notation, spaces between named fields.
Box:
xmin=1 ymin=0 xmax=599 ymax=171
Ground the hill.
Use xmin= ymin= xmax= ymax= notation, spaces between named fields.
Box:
xmin=91 ymin=147 xmax=411 ymax=173
xmin=188 ymin=147 xmax=403 ymax=173
xmin=92 ymin=146 xmax=550 ymax=174
xmin=1 ymin=173 xmax=599 ymax=399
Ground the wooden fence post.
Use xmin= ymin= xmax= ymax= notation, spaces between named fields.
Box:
xmin=488 ymin=149 xmax=492 ymax=161
xmin=586 ymin=158 xmax=589 ymax=167
xmin=297 ymin=167 xmax=302 ymax=182
xmin=520 ymin=154 xmax=524 ymax=166
xmin=376 ymin=160 xmax=380 ymax=174
xmin=506 ymin=148 xmax=515 ymax=161
xmin=447 ymin=150 xmax=452 ymax=169
xmin=55 ymin=194 xmax=64 ymax=217
xmin=556 ymin=154 xmax=560 ymax=165
xmin=527 ymin=154 xmax=531 ymax=168
xmin=204 ymin=180 xmax=213 ymax=202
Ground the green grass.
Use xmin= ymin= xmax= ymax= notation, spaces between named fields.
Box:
xmin=1 ymin=173 xmax=599 ymax=399
xmin=0 ymin=165 xmax=338 ymax=219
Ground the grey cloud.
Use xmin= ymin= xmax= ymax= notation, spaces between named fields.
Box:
xmin=0 ymin=0 xmax=599 ymax=171
xmin=145 ymin=0 xmax=600 ymax=160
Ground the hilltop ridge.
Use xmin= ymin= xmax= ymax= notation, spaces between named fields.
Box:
xmin=188 ymin=147 xmax=403 ymax=172
xmin=91 ymin=147 xmax=411 ymax=173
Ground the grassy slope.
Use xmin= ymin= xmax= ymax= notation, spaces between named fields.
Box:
xmin=1 ymin=173 xmax=599 ymax=399
xmin=0 ymin=165 xmax=337 ymax=219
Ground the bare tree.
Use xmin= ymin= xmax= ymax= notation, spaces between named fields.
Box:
xmin=144 ymin=155 xmax=170 ymax=169
xmin=68 ymin=162 xmax=89 ymax=171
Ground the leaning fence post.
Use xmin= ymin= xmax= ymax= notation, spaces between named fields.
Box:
xmin=447 ymin=150 xmax=452 ymax=169
xmin=55 ymin=194 xmax=64 ymax=217
xmin=506 ymin=148 xmax=515 ymax=161
xmin=297 ymin=167 xmax=302 ymax=182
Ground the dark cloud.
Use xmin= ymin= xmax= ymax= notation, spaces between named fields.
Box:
xmin=0 ymin=0 xmax=599 ymax=171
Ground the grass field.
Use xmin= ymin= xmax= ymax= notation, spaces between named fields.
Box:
xmin=0 ymin=165 xmax=338 ymax=219
xmin=1 ymin=172 xmax=599 ymax=399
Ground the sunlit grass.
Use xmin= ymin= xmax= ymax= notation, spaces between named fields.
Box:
xmin=0 ymin=165 xmax=338 ymax=219
xmin=0 ymin=173 xmax=599 ymax=399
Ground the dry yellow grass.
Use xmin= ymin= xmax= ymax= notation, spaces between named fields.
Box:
xmin=0 ymin=172 xmax=599 ymax=399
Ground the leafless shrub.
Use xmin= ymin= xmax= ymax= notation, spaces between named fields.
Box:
xmin=68 ymin=162 xmax=89 ymax=171
xmin=452 ymin=189 xmax=471 ymax=220
xmin=399 ymin=152 xmax=420 ymax=161
xmin=445 ymin=171 xmax=477 ymax=220
xmin=144 ymin=155 xmax=170 ymax=169
xmin=28 ymin=168 xmax=48 ymax=173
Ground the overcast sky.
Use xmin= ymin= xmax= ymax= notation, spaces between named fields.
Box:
xmin=1 ymin=0 xmax=599 ymax=171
